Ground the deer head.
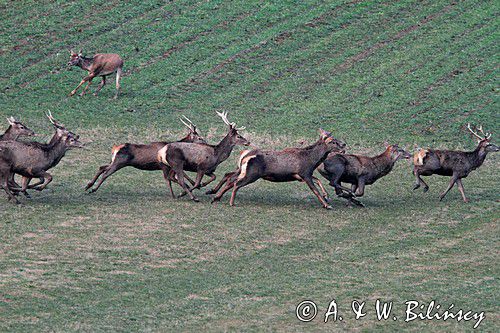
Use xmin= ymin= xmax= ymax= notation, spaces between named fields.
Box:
xmin=467 ymin=123 xmax=498 ymax=153
xmin=68 ymin=49 xmax=83 ymax=66
xmin=6 ymin=116 xmax=35 ymax=137
xmin=319 ymin=128 xmax=345 ymax=153
xmin=385 ymin=143 xmax=411 ymax=160
xmin=180 ymin=115 xmax=206 ymax=144
xmin=216 ymin=111 xmax=250 ymax=146
xmin=45 ymin=111 xmax=84 ymax=148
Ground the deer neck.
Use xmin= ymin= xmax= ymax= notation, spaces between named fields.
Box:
xmin=373 ymin=149 xmax=396 ymax=175
xmin=306 ymin=140 xmax=331 ymax=164
xmin=44 ymin=139 xmax=69 ymax=167
xmin=78 ymin=56 xmax=94 ymax=71
xmin=1 ymin=126 xmax=18 ymax=140
xmin=214 ymin=132 xmax=235 ymax=164
xmin=469 ymin=144 xmax=488 ymax=168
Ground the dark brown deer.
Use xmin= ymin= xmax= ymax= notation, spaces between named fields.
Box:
xmin=85 ymin=116 xmax=206 ymax=196
xmin=211 ymin=129 xmax=345 ymax=209
xmin=318 ymin=144 xmax=411 ymax=206
xmin=158 ymin=111 xmax=250 ymax=202
xmin=413 ymin=124 xmax=498 ymax=203
xmin=0 ymin=112 xmax=83 ymax=203
xmin=67 ymin=50 xmax=123 ymax=99
xmin=0 ymin=116 xmax=36 ymax=193
xmin=0 ymin=117 xmax=35 ymax=141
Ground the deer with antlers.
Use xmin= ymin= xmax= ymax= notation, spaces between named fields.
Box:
xmin=413 ymin=124 xmax=498 ymax=203
xmin=210 ymin=129 xmax=345 ymax=209
xmin=158 ymin=111 xmax=250 ymax=202
xmin=67 ymin=50 xmax=123 ymax=99
xmin=85 ymin=116 xmax=206 ymax=196
xmin=0 ymin=112 xmax=83 ymax=203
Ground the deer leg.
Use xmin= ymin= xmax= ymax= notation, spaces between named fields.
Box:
xmin=2 ymin=176 xmax=19 ymax=204
xmin=27 ymin=177 xmax=43 ymax=189
xmin=114 ymin=67 xmax=122 ymax=99
xmin=211 ymin=173 xmax=239 ymax=203
xmin=354 ymin=179 xmax=366 ymax=197
xmin=456 ymin=178 xmax=469 ymax=203
xmin=439 ymin=175 xmax=458 ymax=201
xmin=302 ymin=175 xmax=332 ymax=209
xmin=200 ymin=173 xmax=216 ymax=188
xmin=33 ymin=172 xmax=53 ymax=191
xmin=229 ymin=174 xmax=259 ymax=207
xmin=88 ymin=164 xmax=123 ymax=193
xmin=70 ymin=74 xmax=93 ymax=96
xmin=19 ymin=176 xmax=32 ymax=198
xmin=93 ymin=76 xmax=106 ymax=96
xmin=85 ymin=164 xmax=110 ymax=191
xmin=207 ymin=171 xmax=236 ymax=195
xmin=79 ymin=76 xmax=95 ymax=96
xmin=312 ymin=176 xmax=329 ymax=200
xmin=413 ymin=169 xmax=429 ymax=192
xmin=171 ymin=166 xmax=198 ymax=202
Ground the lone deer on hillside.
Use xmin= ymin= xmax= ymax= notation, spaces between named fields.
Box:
xmin=67 ymin=50 xmax=123 ymax=99
xmin=85 ymin=116 xmax=206 ymax=196
xmin=0 ymin=112 xmax=83 ymax=203
xmin=413 ymin=124 xmax=498 ymax=203
xmin=318 ymin=144 xmax=411 ymax=206
xmin=158 ymin=111 xmax=250 ymax=202
xmin=211 ymin=129 xmax=345 ymax=209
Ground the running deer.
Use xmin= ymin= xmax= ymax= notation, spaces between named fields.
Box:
xmin=157 ymin=111 xmax=250 ymax=202
xmin=0 ymin=117 xmax=35 ymax=141
xmin=0 ymin=117 xmax=35 ymax=193
xmin=85 ymin=116 xmax=206 ymax=196
xmin=413 ymin=124 xmax=498 ymax=203
xmin=211 ymin=129 xmax=345 ymax=209
xmin=318 ymin=144 xmax=411 ymax=206
xmin=67 ymin=50 xmax=123 ymax=99
xmin=0 ymin=112 xmax=83 ymax=203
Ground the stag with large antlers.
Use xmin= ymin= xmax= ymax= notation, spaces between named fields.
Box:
xmin=85 ymin=116 xmax=206 ymax=196
xmin=0 ymin=112 xmax=83 ymax=203
xmin=413 ymin=124 xmax=498 ymax=203
xmin=211 ymin=129 xmax=345 ymax=209
xmin=158 ymin=111 xmax=250 ymax=202
xmin=67 ymin=50 xmax=123 ymax=99
xmin=318 ymin=144 xmax=411 ymax=207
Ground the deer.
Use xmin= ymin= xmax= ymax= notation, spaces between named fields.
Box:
xmin=0 ymin=112 xmax=83 ymax=204
xmin=413 ymin=124 xmax=498 ymax=203
xmin=84 ymin=116 xmax=206 ymax=196
xmin=67 ymin=50 xmax=123 ymax=99
xmin=210 ymin=129 xmax=345 ymax=209
xmin=0 ymin=116 xmax=36 ymax=194
xmin=157 ymin=111 xmax=250 ymax=202
xmin=317 ymin=144 xmax=411 ymax=207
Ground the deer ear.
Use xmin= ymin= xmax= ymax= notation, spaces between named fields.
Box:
xmin=7 ymin=117 xmax=14 ymax=125
xmin=318 ymin=128 xmax=331 ymax=139
xmin=384 ymin=141 xmax=390 ymax=148
xmin=70 ymin=49 xmax=74 ymax=55
xmin=78 ymin=50 xmax=82 ymax=56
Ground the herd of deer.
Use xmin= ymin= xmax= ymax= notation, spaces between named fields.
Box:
xmin=0 ymin=50 xmax=497 ymax=206
xmin=0 ymin=111 xmax=497 ymax=207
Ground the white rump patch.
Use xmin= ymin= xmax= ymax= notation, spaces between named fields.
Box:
xmin=238 ymin=155 xmax=257 ymax=180
xmin=157 ymin=145 xmax=170 ymax=166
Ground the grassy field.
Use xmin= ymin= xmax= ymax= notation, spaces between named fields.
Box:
xmin=0 ymin=0 xmax=499 ymax=331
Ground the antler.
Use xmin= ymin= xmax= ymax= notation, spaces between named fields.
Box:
xmin=45 ymin=110 xmax=65 ymax=129
xmin=7 ymin=116 xmax=16 ymax=125
xmin=467 ymin=123 xmax=490 ymax=141
xmin=216 ymin=111 xmax=245 ymax=131
xmin=180 ymin=115 xmax=196 ymax=132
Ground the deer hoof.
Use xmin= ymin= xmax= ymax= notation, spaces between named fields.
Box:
xmin=423 ymin=186 xmax=429 ymax=193
xmin=192 ymin=197 xmax=200 ymax=202
xmin=79 ymin=92 xmax=85 ymax=97
xmin=413 ymin=184 xmax=420 ymax=190
xmin=324 ymin=205 xmax=333 ymax=210
xmin=69 ymin=91 xmax=76 ymax=96
xmin=205 ymin=189 xmax=216 ymax=195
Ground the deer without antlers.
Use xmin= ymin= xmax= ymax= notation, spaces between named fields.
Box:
xmin=211 ymin=129 xmax=345 ymax=209
xmin=0 ymin=117 xmax=35 ymax=141
xmin=318 ymin=144 xmax=411 ymax=207
xmin=158 ymin=111 xmax=250 ymax=202
xmin=85 ymin=116 xmax=206 ymax=196
xmin=413 ymin=124 xmax=498 ymax=203
xmin=0 ymin=112 xmax=83 ymax=203
xmin=67 ymin=50 xmax=123 ymax=99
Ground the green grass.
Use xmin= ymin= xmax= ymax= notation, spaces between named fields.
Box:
xmin=0 ymin=0 xmax=498 ymax=331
